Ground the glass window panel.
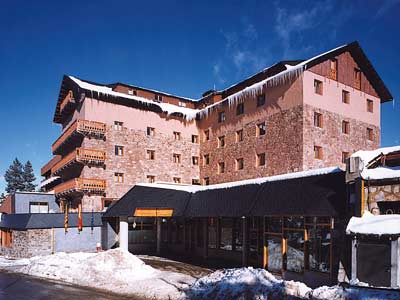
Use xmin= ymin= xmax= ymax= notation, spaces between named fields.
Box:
xmin=308 ymin=227 xmax=331 ymax=273
xmin=286 ymin=231 xmax=305 ymax=273
xmin=208 ymin=218 xmax=217 ymax=249
xmin=267 ymin=235 xmax=282 ymax=272
xmin=284 ymin=216 xmax=304 ymax=228
xmin=265 ymin=216 xmax=282 ymax=233
xmin=220 ymin=218 xmax=233 ymax=250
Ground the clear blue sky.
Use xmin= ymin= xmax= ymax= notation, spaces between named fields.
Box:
xmin=0 ymin=0 xmax=399 ymax=193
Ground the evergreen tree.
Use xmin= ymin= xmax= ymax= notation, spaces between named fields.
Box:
xmin=4 ymin=158 xmax=25 ymax=193
xmin=0 ymin=193 xmax=5 ymax=205
xmin=23 ymin=161 xmax=36 ymax=191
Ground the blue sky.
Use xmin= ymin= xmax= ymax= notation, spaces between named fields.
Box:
xmin=0 ymin=0 xmax=399 ymax=193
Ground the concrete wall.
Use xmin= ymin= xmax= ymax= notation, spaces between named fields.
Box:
xmin=14 ymin=193 xmax=58 ymax=214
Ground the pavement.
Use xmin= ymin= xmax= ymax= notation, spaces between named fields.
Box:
xmin=0 ymin=271 xmax=141 ymax=300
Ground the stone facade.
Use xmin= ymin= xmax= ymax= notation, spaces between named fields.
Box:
xmin=0 ymin=229 xmax=52 ymax=258
xmin=363 ymin=183 xmax=400 ymax=214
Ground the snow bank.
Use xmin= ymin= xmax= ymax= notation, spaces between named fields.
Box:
xmin=187 ymin=267 xmax=311 ymax=300
xmin=0 ymin=249 xmax=194 ymax=300
xmin=137 ymin=166 xmax=342 ymax=193
xmin=346 ymin=211 xmax=400 ymax=235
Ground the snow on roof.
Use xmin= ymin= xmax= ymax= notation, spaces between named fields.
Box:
xmin=136 ymin=166 xmax=342 ymax=193
xmin=197 ymin=44 xmax=347 ymax=119
xmin=360 ymin=166 xmax=400 ymax=181
xmin=346 ymin=211 xmax=400 ymax=235
xmin=351 ymin=145 xmax=400 ymax=167
xmin=39 ymin=176 xmax=60 ymax=188
xmin=69 ymin=76 xmax=199 ymax=121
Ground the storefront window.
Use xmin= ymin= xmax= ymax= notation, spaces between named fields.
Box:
xmin=233 ymin=218 xmax=243 ymax=251
xmin=176 ymin=219 xmax=184 ymax=244
xmin=286 ymin=230 xmax=305 ymax=273
xmin=129 ymin=217 xmax=156 ymax=244
xmin=197 ymin=219 xmax=204 ymax=247
xmin=208 ymin=218 xmax=217 ymax=249
xmin=249 ymin=217 xmax=262 ymax=259
xmin=266 ymin=216 xmax=282 ymax=233
xmin=220 ymin=218 xmax=233 ymax=250
xmin=267 ymin=235 xmax=282 ymax=272
xmin=308 ymin=227 xmax=331 ymax=273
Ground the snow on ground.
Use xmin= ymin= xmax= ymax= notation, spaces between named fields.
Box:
xmin=1 ymin=250 xmax=399 ymax=300
xmin=0 ymin=249 xmax=194 ymax=300
xmin=346 ymin=211 xmax=400 ymax=235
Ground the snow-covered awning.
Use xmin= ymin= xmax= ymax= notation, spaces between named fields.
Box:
xmin=40 ymin=176 xmax=60 ymax=188
xmin=346 ymin=212 xmax=400 ymax=236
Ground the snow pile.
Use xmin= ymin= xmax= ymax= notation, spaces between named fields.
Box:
xmin=0 ymin=249 xmax=194 ymax=299
xmin=346 ymin=211 xmax=400 ymax=235
xmin=187 ymin=267 xmax=311 ymax=300
xmin=351 ymin=145 xmax=400 ymax=167
xmin=70 ymin=76 xmax=200 ymax=121
xmin=137 ymin=166 xmax=342 ymax=193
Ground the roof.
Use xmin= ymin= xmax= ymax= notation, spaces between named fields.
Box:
xmin=351 ymin=145 xmax=400 ymax=180
xmin=346 ymin=212 xmax=400 ymax=236
xmin=0 ymin=213 xmax=103 ymax=230
xmin=103 ymin=167 xmax=346 ymax=218
xmin=53 ymin=41 xmax=392 ymax=123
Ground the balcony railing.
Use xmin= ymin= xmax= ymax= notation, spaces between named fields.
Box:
xmin=54 ymin=178 xmax=106 ymax=197
xmin=52 ymin=148 xmax=106 ymax=175
xmin=60 ymin=90 xmax=75 ymax=113
xmin=52 ymin=119 xmax=106 ymax=154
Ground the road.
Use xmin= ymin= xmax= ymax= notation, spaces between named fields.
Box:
xmin=0 ymin=271 xmax=141 ymax=300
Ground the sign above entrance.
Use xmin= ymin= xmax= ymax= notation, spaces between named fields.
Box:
xmin=134 ymin=208 xmax=174 ymax=217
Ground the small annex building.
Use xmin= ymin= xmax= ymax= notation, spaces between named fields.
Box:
xmin=103 ymin=167 xmax=348 ymax=287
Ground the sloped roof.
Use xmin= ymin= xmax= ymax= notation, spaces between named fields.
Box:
xmin=103 ymin=169 xmax=346 ymax=218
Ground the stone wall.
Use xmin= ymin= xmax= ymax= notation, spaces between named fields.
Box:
xmin=0 ymin=229 xmax=52 ymax=258
xmin=302 ymin=104 xmax=380 ymax=171
xmin=364 ymin=183 xmax=400 ymax=214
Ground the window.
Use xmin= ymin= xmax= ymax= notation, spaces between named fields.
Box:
xmin=203 ymin=154 xmax=210 ymax=166
xmin=367 ymin=128 xmax=374 ymax=141
xmin=192 ymin=179 xmax=201 ymax=185
xmin=313 ymin=112 xmax=323 ymax=128
xmin=314 ymin=79 xmax=323 ymax=95
xmin=236 ymin=158 xmax=244 ymax=170
xmin=354 ymin=68 xmax=361 ymax=89
xmin=173 ymin=177 xmax=181 ymax=184
xmin=128 ymin=89 xmax=137 ymax=95
xmin=154 ymin=94 xmax=163 ymax=102
xmin=178 ymin=101 xmax=186 ymax=107
xmin=257 ymin=153 xmax=266 ymax=167
xmin=257 ymin=94 xmax=266 ymax=107
xmin=342 ymin=90 xmax=350 ymax=104
xmin=236 ymin=129 xmax=243 ymax=142
xmin=192 ymin=156 xmax=199 ymax=166
xmin=115 ymin=145 xmax=124 ymax=156
xmin=173 ymin=131 xmax=181 ymax=140
xmin=147 ymin=175 xmax=155 ymax=183
xmin=203 ymin=177 xmax=210 ymax=186
xmin=192 ymin=134 xmax=199 ymax=143
xmin=208 ymin=218 xmax=217 ymax=249
xmin=101 ymin=198 xmax=115 ymax=210
xmin=29 ymin=202 xmax=49 ymax=213
xmin=367 ymin=99 xmax=373 ymax=113
xmin=146 ymin=150 xmax=155 ymax=160
xmin=236 ymin=103 xmax=244 ymax=115
xmin=173 ymin=153 xmax=181 ymax=164
xmin=218 ymin=111 xmax=226 ymax=123
xmin=114 ymin=172 xmax=124 ymax=183
xmin=218 ymin=136 xmax=225 ymax=148
xmin=218 ymin=162 xmax=225 ymax=174
xmin=0 ymin=230 xmax=12 ymax=248
xmin=257 ymin=122 xmax=266 ymax=136
xmin=204 ymin=129 xmax=210 ymax=141
xmin=342 ymin=152 xmax=349 ymax=164
xmin=342 ymin=121 xmax=350 ymax=134
xmin=329 ymin=58 xmax=338 ymax=80
xmin=314 ymin=146 xmax=322 ymax=160
xmin=114 ymin=121 xmax=123 ymax=130
xmin=147 ymin=127 xmax=155 ymax=136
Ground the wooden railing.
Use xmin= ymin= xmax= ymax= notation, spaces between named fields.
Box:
xmin=54 ymin=178 xmax=106 ymax=196
xmin=60 ymin=90 xmax=75 ymax=112
xmin=52 ymin=148 xmax=106 ymax=174
xmin=52 ymin=119 xmax=106 ymax=153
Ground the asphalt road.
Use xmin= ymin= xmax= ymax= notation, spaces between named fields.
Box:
xmin=0 ymin=271 xmax=141 ymax=300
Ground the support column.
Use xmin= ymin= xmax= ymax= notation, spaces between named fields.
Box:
xmin=242 ymin=217 xmax=248 ymax=267
xmin=351 ymin=237 xmax=357 ymax=282
xmin=119 ymin=218 xmax=128 ymax=251
xmin=157 ymin=218 xmax=161 ymax=255
xmin=391 ymin=238 xmax=399 ymax=288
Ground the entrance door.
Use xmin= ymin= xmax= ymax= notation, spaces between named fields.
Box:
xmin=357 ymin=241 xmax=391 ymax=287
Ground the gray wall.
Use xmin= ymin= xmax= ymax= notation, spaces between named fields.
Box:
xmin=14 ymin=192 xmax=58 ymax=213
xmin=54 ymin=227 xmax=101 ymax=252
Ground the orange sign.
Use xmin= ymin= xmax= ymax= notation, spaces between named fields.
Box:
xmin=134 ymin=208 xmax=174 ymax=217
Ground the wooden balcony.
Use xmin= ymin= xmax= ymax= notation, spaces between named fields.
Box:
xmin=52 ymin=148 xmax=106 ymax=175
xmin=52 ymin=119 xmax=106 ymax=154
xmin=59 ymin=90 xmax=76 ymax=114
xmin=54 ymin=178 xmax=106 ymax=197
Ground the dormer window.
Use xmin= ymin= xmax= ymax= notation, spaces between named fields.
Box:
xmin=154 ymin=94 xmax=163 ymax=102
xmin=128 ymin=89 xmax=137 ymax=95
xmin=236 ymin=103 xmax=244 ymax=115
xmin=218 ymin=111 xmax=226 ymax=123
xmin=354 ymin=68 xmax=361 ymax=89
